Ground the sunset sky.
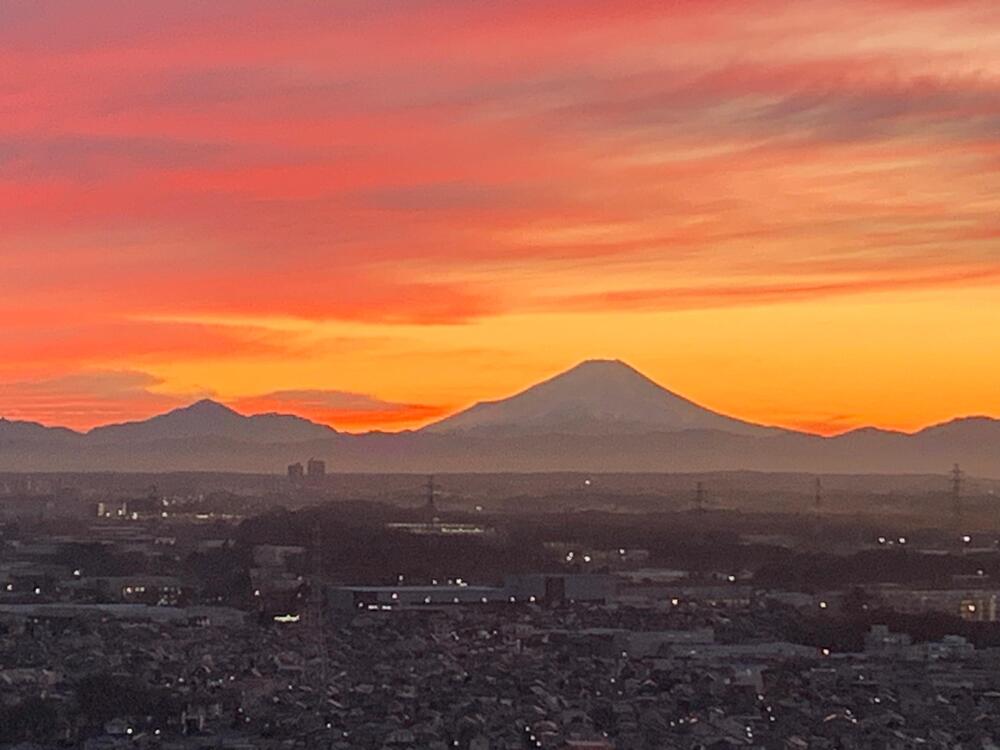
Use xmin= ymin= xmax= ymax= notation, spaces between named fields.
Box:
xmin=3 ymin=0 xmax=1000 ymax=434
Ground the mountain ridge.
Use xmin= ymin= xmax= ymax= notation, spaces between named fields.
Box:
xmin=2 ymin=361 xmax=999 ymax=476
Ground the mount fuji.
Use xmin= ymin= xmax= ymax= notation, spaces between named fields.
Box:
xmin=423 ymin=359 xmax=781 ymax=437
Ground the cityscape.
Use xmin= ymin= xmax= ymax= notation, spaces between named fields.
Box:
xmin=5 ymin=466 xmax=1000 ymax=748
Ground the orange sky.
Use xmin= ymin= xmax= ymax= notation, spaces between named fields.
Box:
xmin=2 ymin=0 xmax=1000 ymax=434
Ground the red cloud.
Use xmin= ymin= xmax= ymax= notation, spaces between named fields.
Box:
xmin=0 ymin=320 xmax=287 ymax=373
xmin=0 ymin=371 xmax=197 ymax=430
xmin=547 ymin=266 xmax=1000 ymax=313
xmin=231 ymin=390 xmax=450 ymax=432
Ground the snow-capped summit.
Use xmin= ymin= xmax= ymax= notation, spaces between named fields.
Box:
xmin=422 ymin=359 xmax=775 ymax=437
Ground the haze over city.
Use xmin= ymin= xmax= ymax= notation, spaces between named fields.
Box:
xmin=4 ymin=1 xmax=1000 ymax=436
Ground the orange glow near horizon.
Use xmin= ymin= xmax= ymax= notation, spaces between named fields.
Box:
xmin=2 ymin=1 xmax=1000 ymax=434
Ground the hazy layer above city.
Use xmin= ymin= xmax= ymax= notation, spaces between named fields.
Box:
xmin=3 ymin=361 xmax=999 ymax=477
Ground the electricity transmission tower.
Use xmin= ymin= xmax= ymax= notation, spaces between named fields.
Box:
xmin=425 ymin=474 xmax=437 ymax=516
xmin=812 ymin=476 xmax=824 ymax=540
xmin=694 ymin=481 xmax=706 ymax=513
xmin=952 ymin=463 xmax=964 ymax=527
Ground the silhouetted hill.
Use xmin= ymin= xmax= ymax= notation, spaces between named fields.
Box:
xmin=0 ymin=418 xmax=81 ymax=444
xmin=85 ymin=399 xmax=337 ymax=444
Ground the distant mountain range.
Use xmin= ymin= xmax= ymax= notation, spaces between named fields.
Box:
xmin=0 ymin=399 xmax=336 ymax=445
xmin=2 ymin=359 xmax=999 ymax=476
